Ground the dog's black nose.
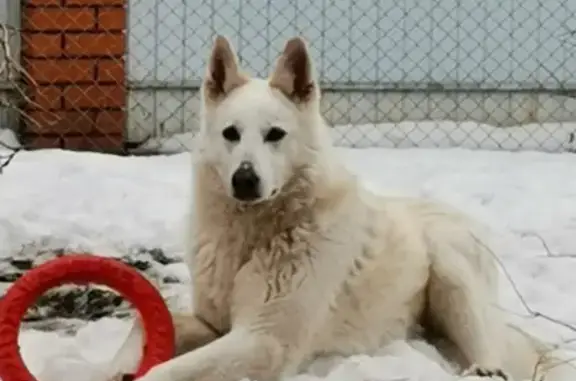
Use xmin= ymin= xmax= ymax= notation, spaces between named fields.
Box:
xmin=231 ymin=162 xmax=261 ymax=201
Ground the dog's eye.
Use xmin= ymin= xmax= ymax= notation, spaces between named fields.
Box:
xmin=222 ymin=125 xmax=241 ymax=142
xmin=264 ymin=127 xmax=287 ymax=143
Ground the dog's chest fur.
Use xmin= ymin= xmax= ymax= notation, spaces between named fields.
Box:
xmin=190 ymin=175 xmax=317 ymax=333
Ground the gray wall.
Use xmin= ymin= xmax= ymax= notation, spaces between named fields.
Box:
xmin=126 ymin=0 xmax=576 ymax=148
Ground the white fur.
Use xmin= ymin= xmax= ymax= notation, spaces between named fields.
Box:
xmin=138 ymin=36 xmax=562 ymax=381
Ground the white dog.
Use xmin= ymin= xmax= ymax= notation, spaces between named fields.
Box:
xmin=138 ymin=36 xmax=561 ymax=381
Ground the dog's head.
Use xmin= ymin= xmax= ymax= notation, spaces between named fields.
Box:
xmin=197 ymin=35 xmax=324 ymax=205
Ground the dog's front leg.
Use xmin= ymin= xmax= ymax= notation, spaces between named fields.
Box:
xmin=171 ymin=312 xmax=221 ymax=355
xmin=138 ymin=242 xmax=353 ymax=381
xmin=137 ymin=328 xmax=284 ymax=381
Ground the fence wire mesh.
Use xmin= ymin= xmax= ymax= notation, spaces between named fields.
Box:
xmin=0 ymin=1 xmax=576 ymax=156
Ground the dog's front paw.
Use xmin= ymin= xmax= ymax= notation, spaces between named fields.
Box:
xmin=462 ymin=365 xmax=510 ymax=380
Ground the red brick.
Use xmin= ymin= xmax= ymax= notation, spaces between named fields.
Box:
xmin=98 ymin=8 xmax=125 ymax=30
xmin=65 ymin=33 xmax=124 ymax=56
xmin=94 ymin=110 xmax=125 ymax=133
xmin=66 ymin=0 xmax=125 ymax=6
xmin=26 ymin=59 xmax=95 ymax=83
xmin=22 ymin=34 xmax=63 ymax=58
xmin=27 ymin=86 xmax=62 ymax=110
xmin=26 ymin=0 xmax=61 ymax=5
xmin=24 ymin=9 xmax=95 ymax=31
xmin=64 ymin=85 xmax=125 ymax=108
xmin=22 ymin=0 xmax=127 ymax=153
xmin=27 ymin=135 xmax=62 ymax=149
xmin=26 ymin=110 xmax=95 ymax=134
xmin=63 ymin=135 xmax=123 ymax=151
xmin=97 ymin=59 xmax=123 ymax=82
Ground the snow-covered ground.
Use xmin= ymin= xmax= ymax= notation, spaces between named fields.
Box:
xmin=1 ymin=125 xmax=576 ymax=381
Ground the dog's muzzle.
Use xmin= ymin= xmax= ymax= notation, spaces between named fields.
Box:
xmin=231 ymin=161 xmax=261 ymax=202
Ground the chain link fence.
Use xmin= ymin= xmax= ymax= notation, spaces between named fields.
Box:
xmin=1 ymin=0 xmax=576 ymax=157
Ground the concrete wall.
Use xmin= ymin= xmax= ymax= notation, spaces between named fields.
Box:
xmin=125 ymin=0 xmax=576 ymax=150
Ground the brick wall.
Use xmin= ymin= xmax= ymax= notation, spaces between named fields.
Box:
xmin=21 ymin=0 xmax=127 ymax=152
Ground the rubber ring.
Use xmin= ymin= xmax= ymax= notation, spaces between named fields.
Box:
xmin=0 ymin=254 xmax=175 ymax=381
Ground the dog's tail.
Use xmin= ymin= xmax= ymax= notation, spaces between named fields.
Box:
xmin=502 ymin=322 xmax=576 ymax=381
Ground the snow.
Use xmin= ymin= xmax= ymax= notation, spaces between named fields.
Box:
xmin=1 ymin=125 xmax=576 ymax=381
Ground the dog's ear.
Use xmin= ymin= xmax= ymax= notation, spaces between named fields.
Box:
xmin=203 ymin=35 xmax=248 ymax=102
xmin=269 ymin=37 xmax=317 ymax=104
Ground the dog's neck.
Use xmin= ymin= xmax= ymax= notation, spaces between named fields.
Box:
xmin=191 ymin=156 xmax=351 ymax=247
xmin=194 ymin=163 xmax=315 ymax=229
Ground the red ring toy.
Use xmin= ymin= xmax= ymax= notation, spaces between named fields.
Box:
xmin=0 ymin=254 xmax=175 ymax=381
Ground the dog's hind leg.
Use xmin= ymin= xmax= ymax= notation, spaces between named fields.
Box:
xmin=171 ymin=312 xmax=221 ymax=356
xmin=426 ymin=242 xmax=509 ymax=379
xmin=424 ymin=227 xmax=558 ymax=381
